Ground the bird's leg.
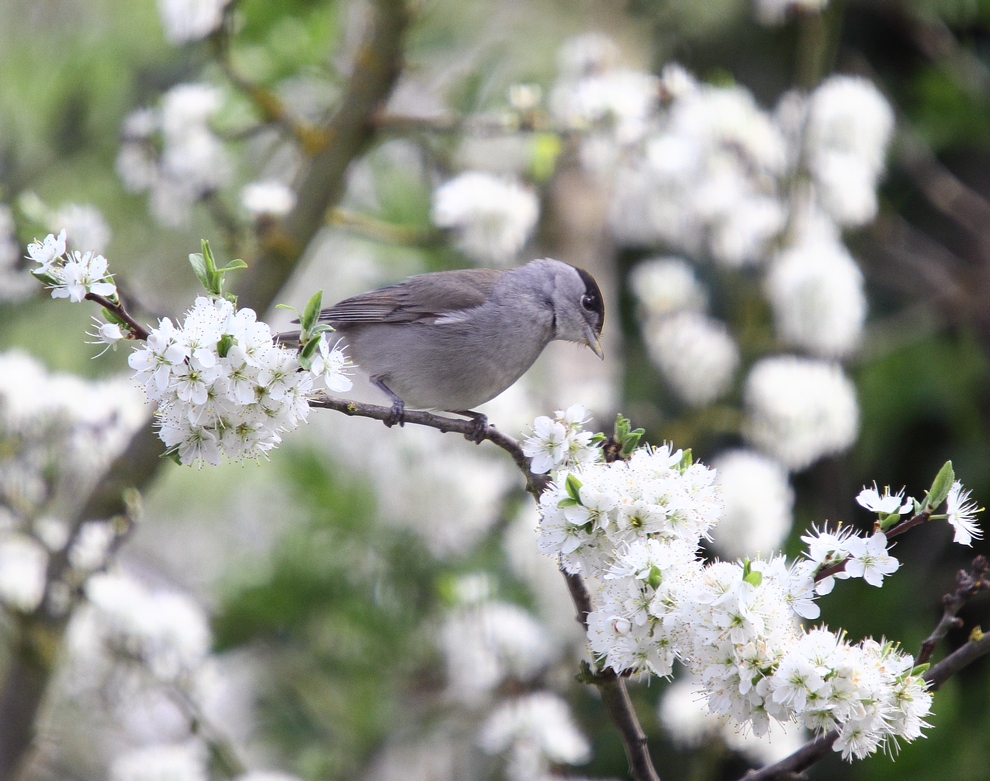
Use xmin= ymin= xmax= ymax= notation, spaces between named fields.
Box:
xmin=448 ymin=409 xmax=489 ymax=444
xmin=372 ymin=379 xmax=406 ymax=428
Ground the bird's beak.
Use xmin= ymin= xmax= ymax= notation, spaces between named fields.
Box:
xmin=584 ymin=326 xmax=605 ymax=360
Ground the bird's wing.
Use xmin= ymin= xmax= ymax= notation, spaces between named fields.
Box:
xmin=319 ymin=268 xmax=502 ymax=325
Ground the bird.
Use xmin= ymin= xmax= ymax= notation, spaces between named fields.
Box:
xmin=314 ymin=257 xmax=605 ymax=441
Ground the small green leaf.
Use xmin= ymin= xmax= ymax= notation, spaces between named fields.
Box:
xmin=298 ymin=336 xmax=321 ymax=370
xmin=678 ymin=448 xmax=693 ymax=472
xmin=160 ymin=449 xmax=183 ymax=465
xmin=301 ymin=289 xmax=324 ymax=334
xmin=647 ymin=565 xmax=663 ymax=589
xmin=557 ymin=497 xmax=579 ymax=508
xmin=565 ymin=473 xmax=583 ymax=504
xmin=102 ymin=307 xmax=128 ymax=326
xmin=910 ymin=663 xmax=931 ymax=677
xmin=218 ymin=258 xmax=248 ymax=272
xmin=188 ymin=252 xmax=212 ymax=292
xmin=275 ymin=303 xmax=297 ymax=312
xmin=742 ymin=558 xmax=763 ymax=587
xmin=216 ymin=333 xmax=235 ymax=358
xmin=925 ymin=460 xmax=955 ymax=510
xmin=877 ymin=512 xmax=900 ymax=531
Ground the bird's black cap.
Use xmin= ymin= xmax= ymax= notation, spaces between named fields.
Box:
xmin=574 ymin=266 xmax=605 ymax=334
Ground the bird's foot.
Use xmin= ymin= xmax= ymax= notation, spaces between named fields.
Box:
xmin=451 ymin=410 xmax=489 ymax=444
xmin=373 ymin=379 xmax=406 ymax=428
xmin=385 ymin=398 xmax=405 ymax=428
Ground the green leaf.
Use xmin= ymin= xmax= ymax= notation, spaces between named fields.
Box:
xmin=647 ymin=565 xmax=663 ymax=590
xmin=557 ymin=497 xmax=579 ymax=508
xmin=565 ymin=473 xmax=583 ymax=504
xmin=678 ymin=448 xmax=693 ymax=472
xmin=878 ymin=512 xmax=900 ymax=531
xmin=910 ymin=663 xmax=931 ymax=677
xmin=102 ymin=307 xmax=128 ymax=326
xmin=742 ymin=558 xmax=763 ymax=587
xmin=925 ymin=460 xmax=955 ymax=510
xmin=160 ymin=449 xmax=183 ymax=465
xmin=218 ymin=258 xmax=248 ymax=272
xmin=298 ymin=335 xmax=322 ymax=370
xmin=216 ymin=333 xmax=235 ymax=358
xmin=301 ymin=289 xmax=324 ymax=334
xmin=188 ymin=252 xmax=212 ymax=292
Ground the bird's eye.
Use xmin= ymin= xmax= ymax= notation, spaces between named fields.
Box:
xmin=581 ymin=294 xmax=595 ymax=311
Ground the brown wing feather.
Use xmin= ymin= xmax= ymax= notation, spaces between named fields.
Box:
xmin=319 ymin=268 xmax=502 ymax=325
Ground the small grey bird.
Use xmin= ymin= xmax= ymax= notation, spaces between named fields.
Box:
xmin=317 ymin=257 xmax=605 ymax=439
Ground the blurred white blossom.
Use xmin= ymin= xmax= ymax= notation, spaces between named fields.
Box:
xmin=711 ymin=449 xmax=795 ymax=559
xmin=643 ymin=311 xmax=739 ymax=407
xmin=0 ymin=534 xmax=48 ymax=612
xmin=50 ymin=203 xmax=112 ymax=254
xmin=0 ymin=205 xmax=35 ymax=301
xmin=478 ymin=693 xmax=591 ymax=781
xmin=805 ymin=76 xmax=894 ymax=227
xmin=240 ymin=181 xmax=296 ymax=218
xmin=117 ymin=84 xmax=231 ymax=227
xmin=440 ymin=598 xmax=557 ymax=704
xmin=431 ymin=172 xmax=539 ymax=265
xmin=157 ymin=0 xmax=231 ymax=44
xmin=753 ymin=0 xmax=829 ymax=26
xmin=743 ymin=356 xmax=859 ymax=471
xmin=109 ymin=741 xmax=208 ymax=781
xmin=629 ymin=257 xmax=708 ymax=318
xmin=765 ymin=238 xmax=867 ymax=358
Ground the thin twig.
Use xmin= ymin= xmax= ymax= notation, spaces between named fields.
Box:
xmin=84 ymin=292 xmax=150 ymax=341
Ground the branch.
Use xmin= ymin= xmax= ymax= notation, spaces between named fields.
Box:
xmin=307 ymin=393 xmax=548 ymax=496
xmin=917 ymin=556 xmax=990 ymax=665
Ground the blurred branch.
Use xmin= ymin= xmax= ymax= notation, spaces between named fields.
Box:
xmin=917 ymin=555 xmax=990 ymax=664
xmin=328 ymin=207 xmax=438 ymax=246
xmin=308 ymin=393 xmax=662 ymax=781
xmin=896 ymin=129 xmax=990 ymax=249
xmin=744 ymin=571 xmax=990 ymax=781
xmin=0 ymin=3 xmax=411 ymax=778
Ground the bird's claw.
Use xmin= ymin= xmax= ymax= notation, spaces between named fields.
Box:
xmin=385 ymin=399 xmax=405 ymax=428
xmin=464 ymin=413 xmax=489 ymax=444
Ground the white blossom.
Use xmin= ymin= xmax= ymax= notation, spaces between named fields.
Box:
xmin=440 ymin=598 xmax=556 ymax=703
xmin=522 ymin=404 xmax=599 ymax=474
xmin=754 ymin=0 xmax=829 ymax=26
xmin=711 ymin=450 xmax=794 ymax=559
xmin=478 ymin=692 xmax=591 ymax=781
xmin=109 ymin=741 xmax=208 ymax=781
xmin=50 ymin=203 xmax=112 ymax=254
xmin=0 ymin=534 xmax=48 ymax=612
xmin=743 ymin=356 xmax=859 ymax=471
xmin=765 ymin=239 xmax=867 ymax=358
xmin=0 ymin=206 xmax=36 ymax=301
xmin=157 ymin=0 xmax=231 ymax=44
xmin=629 ymin=256 xmax=708 ymax=318
xmin=856 ymin=484 xmax=912 ymax=516
xmin=116 ymin=83 xmax=231 ymax=227
xmin=85 ymin=571 xmax=211 ymax=682
xmin=240 ymin=180 xmax=296 ymax=218
xmin=127 ymin=295 xmax=350 ymax=465
xmin=805 ymin=76 xmax=894 ymax=227
xmin=431 ymin=172 xmax=539 ymax=265
xmin=642 ymin=311 xmax=739 ymax=407
xmin=945 ymin=480 xmax=983 ymax=546
xmin=843 ymin=532 xmax=899 ymax=587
